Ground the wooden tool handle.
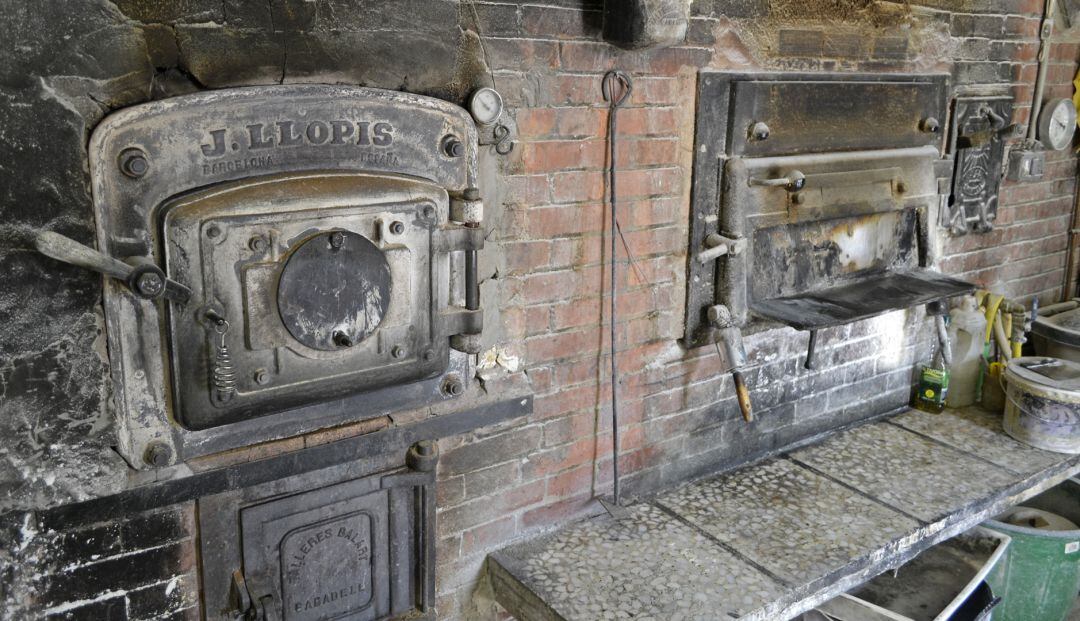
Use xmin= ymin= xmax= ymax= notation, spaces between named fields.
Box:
xmin=732 ymin=370 xmax=753 ymax=423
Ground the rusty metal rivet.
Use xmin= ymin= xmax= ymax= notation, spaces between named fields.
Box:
xmin=442 ymin=376 xmax=464 ymax=397
xmin=249 ymin=235 xmax=268 ymax=252
xmin=422 ymin=349 xmax=435 ymax=361
xmin=392 ymin=345 xmax=406 ymax=359
xmin=254 ymin=368 xmax=270 ymax=385
xmin=749 ymin=121 xmax=770 ymax=141
xmin=206 ymin=225 xmax=222 ymax=239
xmin=792 ymin=193 xmax=805 ymax=205
xmin=920 ymin=117 xmax=940 ymax=134
xmin=118 ymin=147 xmax=149 ymax=178
xmin=333 ymin=331 xmax=353 ymax=347
xmin=441 ymin=135 xmax=464 ymax=158
xmin=422 ymin=205 xmax=436 ymax=220
xmin=389 ymin=221 xmax=405 ymax=235
xmin=143 ymin=441 xmax=172 ymax=468
xmin=329 ymin=231 xmax=345 ymax=250
xmin=896 ymin=180 xmax=908 ymax=193
xmin=135 ymin=271 xmax=164 ymax=297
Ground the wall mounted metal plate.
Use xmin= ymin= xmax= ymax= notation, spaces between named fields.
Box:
xmin=944 ymin=95 xmax=1013 ymax=234
xmin=83 ymin=86 xmax=484 ymax=466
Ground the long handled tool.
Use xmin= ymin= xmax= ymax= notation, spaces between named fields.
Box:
xmin=600 ymin=70 xmax=632 ymax=513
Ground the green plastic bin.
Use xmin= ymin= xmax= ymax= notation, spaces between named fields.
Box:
xmin=983 ymin=478 xmax=1080 ymax=621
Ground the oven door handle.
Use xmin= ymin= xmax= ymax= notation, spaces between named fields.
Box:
xmin=748 ymin=169 xmax=805 ymax=192
xmin=35 ymin=231 xmax=191 ymax=303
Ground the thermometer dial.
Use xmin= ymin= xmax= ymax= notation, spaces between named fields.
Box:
xmin=1038 ymin=98 xmax=1077 ymax=151
xmin=468 ymin=87 xmax=504 ymax=126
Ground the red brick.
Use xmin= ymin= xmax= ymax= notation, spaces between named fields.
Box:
xmin=532 ymin=380 xmax=602 ymax=417
xmin=545 ymin=464 xmax=595 ymax=498
xmin=521 ymin=5 xmax=600 ymax=40
xmin=526 ymin=203 xmax=604 ymax=238
xmin=461 ymin=516 xmax=518 ymax=557
xmin=551 ymin=170 xmax=605 ymax=202
xmin=554 ymin=107 xmax=607 ymax=139
xmin=523 ymin=437 xmax=597 ymax=479
xmin=615 ymin=107 xmax=680 ymax=137
xmin=542 ymin=410 xmax=598 ymax=447
xmin=502 ymin=174 xmax=550 ymax=206
xmin=550 ymin=236 xmax=604 ymax=268
xmin=521 ymin=140 xmax=605 ymax=173
xmin=616 ymin=138 xmax=680 ymax=168
xmin=502 ymin=240 xmax=551 ymax=275
xmin=549 ymin=74 xmax=605 ymax=105
xmin=515 ymin=108 xmax=557 ymax=139
xmin=520 ymin=494 xmax=599 ymax=530
xmin=613 ymin=168 xmax=682 ymax=199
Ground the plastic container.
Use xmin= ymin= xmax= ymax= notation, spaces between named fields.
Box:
xmin=1032 ymin=306 xmax=1080 ymax=363
xmin=948 ymin=297 xmax=988 ymax=408
xmin=804 ymin=528 xmax=1011 ymax=621
xmin=1002 ymin=356 xmax=1080 ymax=454
xmin=983 ymin=478 xmax=1080 ymax=621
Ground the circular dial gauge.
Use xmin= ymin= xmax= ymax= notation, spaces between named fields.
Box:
xmin=1038 ymin=98 xmax=1077 ymax=151
xmin=468 ymin=87 xmax=504 ymax=126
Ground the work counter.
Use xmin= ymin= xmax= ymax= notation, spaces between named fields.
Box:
xmin=488 ymin=407 xmax=1080 ymax=621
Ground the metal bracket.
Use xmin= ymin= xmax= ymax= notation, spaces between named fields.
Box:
xmin=434 ymin=225 xmax=485 ymax=252
xmin=695 ymin=233 xmax=746 ymax=265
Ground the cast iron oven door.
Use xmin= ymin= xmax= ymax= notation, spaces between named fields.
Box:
xmin=200 ymin=442 xmax=438 ymax=621
xmin=684 ymin=73 xmax=974 ymax=346
xmin=67 ymin=86 xmax=484 ymax=467
xmin=161 ymin=172 xmax=471 ymax=430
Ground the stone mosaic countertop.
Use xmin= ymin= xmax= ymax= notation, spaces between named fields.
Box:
xmin=488 ymin=408 xmax=1080 ymax=621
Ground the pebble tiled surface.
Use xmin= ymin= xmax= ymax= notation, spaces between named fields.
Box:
xmin=789 ymin=421 xmax=1017 ymax=522
xmin=490 ymin=410 xmax=1080 ymax=621
xmin=656 ymin=458 xmax=921 ymax=584
xmin=491 ymin=503 xmax=785 ymax=621
xmin=889 ymin=407 xmax=1064 ymax=475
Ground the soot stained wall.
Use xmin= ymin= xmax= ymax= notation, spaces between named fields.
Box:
xmin=0 ymin=1 xmax=1078 ymax=620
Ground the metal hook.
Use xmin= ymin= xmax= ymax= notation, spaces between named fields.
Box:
xmin=602 ymin=70 xmax=632 ymax=109
xmin=492 ymin=123 xmax=514 ymax=155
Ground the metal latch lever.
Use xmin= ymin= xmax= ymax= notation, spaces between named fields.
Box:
xmin=748 ymin=170 xmax=806 ymax=192
xmin=696 ymin=233 xmax=746 ymax=264
xmin=35 ymin=231 xmax=191 ymax=303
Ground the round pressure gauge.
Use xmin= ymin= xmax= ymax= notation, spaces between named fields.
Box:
xmin=1038 ymin=98 xmax=1077 ymax=151
xmin=468 ymin=87 xmax=504 ymax=126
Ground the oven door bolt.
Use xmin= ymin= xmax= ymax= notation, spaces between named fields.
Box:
xmin=708 ymin=304 xmax=753 ymax=423
xmin=697 ymin=233 xmax=746 ymax=265
xmin=34 ymin=231 xmax=191 ymax=304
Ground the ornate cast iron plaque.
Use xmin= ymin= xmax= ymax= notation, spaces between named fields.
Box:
xmin=945 ymin=95 xmax=1013 ymax=234
xmin=199 ymin=442 xmax=438 ymax=621
xmin=76 ymin=86 xmax=485 ymax=466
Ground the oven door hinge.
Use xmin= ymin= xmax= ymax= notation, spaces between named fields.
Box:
xmin=226 ymin=569 xmax=280 ymax=621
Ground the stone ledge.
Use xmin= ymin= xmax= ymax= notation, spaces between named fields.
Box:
xmin=488 ymin=407 xmax=1080 ymax=621
xmin=29 ymin=384 xmax=533 ymax=530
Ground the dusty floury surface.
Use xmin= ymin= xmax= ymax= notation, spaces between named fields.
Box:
xmin=769 ymin=0 xmax=912 ymax=27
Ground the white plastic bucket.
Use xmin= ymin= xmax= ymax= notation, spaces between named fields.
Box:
xmin=1003 ymin=357 xmax=1080 ymax=455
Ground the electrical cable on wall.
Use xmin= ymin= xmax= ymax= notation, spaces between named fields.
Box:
xmin=602 ymin=69 xmax=631 ymax=507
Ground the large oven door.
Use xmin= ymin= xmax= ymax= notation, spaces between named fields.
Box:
xmin=162 ymin=171 xmax=467 ymax=430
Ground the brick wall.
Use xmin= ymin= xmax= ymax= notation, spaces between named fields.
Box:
xmin=433 ymin=1 xmax=1080 ymax=618
xmin=1 ymin=506 xmax=199 ymax=619
xmin=1 ymin=1 xmax=1078 ymax=620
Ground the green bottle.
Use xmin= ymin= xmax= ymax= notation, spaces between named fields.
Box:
xmin=913 ymin=363 xmax=949 ymax=413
